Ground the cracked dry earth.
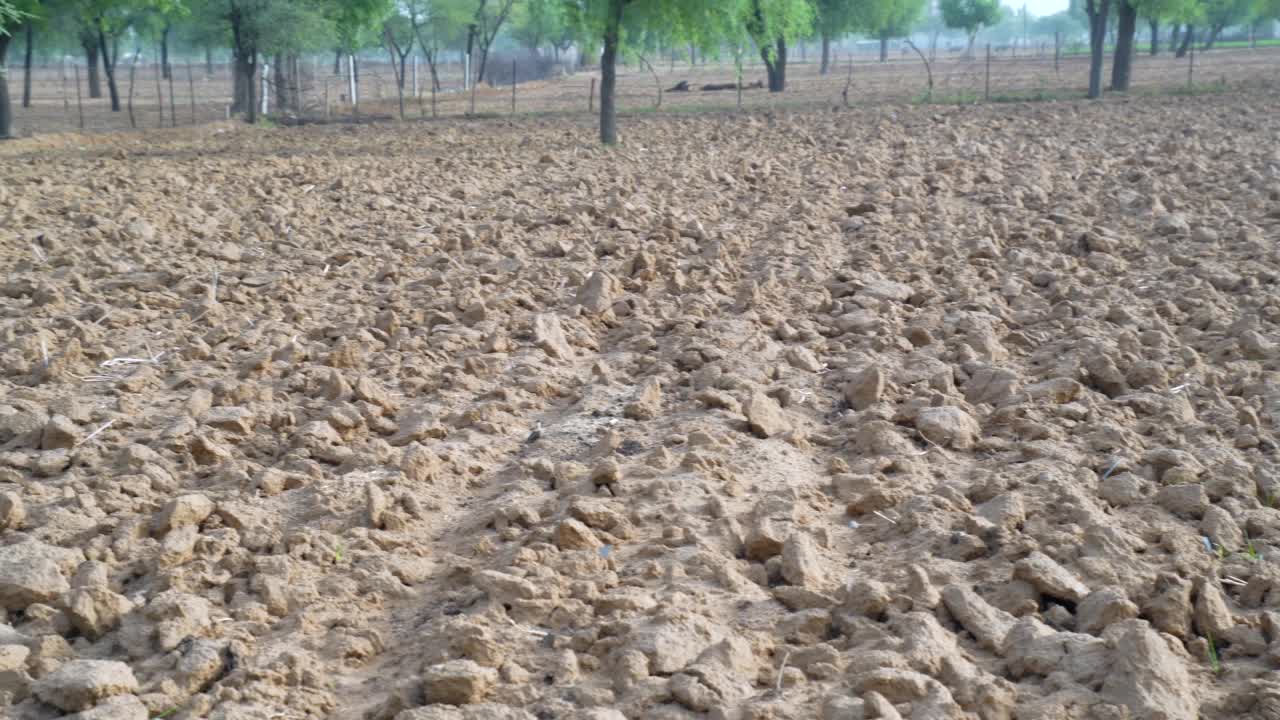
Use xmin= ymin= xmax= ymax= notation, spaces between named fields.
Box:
xmin=1 ymin=90 xmax=1279 ymax=720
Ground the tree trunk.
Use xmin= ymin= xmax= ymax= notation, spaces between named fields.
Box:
xmin=230 ymin=4 xmax=256 ymax=123
xmin=1175 ymin=25 xmax=1193 ymax=57
xmin=477 ymin=43 xmax=492 ymax=85
xmin=1170 ymin=24 xmax=1180 ymax=50
xmin=1202 ymin=24 xmax=1222 ymax=50
xmin=967 ymin=32 xmax=977 ymax=58
xmin=273 ymin=52 xmax=286 ymax=112
xmin=820 ymin=33 xmax=831 ymax=75
xmin=333 ymin=49 xmax=341 ymax=76
xmin=761 ymin=38 xmax=787 ymax=92
xmin=1087 ymin=0 xmax=1111 ymax=98
xmin=1110 ymin=0 xmax=1136 ymax=91
xmin=0 ymin=33 xmax=12 ymax=139
xmin=879 ymin=35 xmax=889 ymax=63
xmin=232 ymin=58 xmax=245 ymax=112
xmin=291 ymin=54 xmax=302 ymax=110
xmin=1149 ymin=18 xmax=1159 ymax=55
xmin=600 ymin=0 xmax=623 ymax=145
xmin=82 ymin=33 xmax=102 ymax=98
xmin=22 ymin=22 xmax=33 ymax=108
xmin=160 ymin=23 xmax=171 ymax=79
xmin=99 ymin=27 xmax=121 ymax=112
xmin=236 ymin=56 xmax=257 ymax=123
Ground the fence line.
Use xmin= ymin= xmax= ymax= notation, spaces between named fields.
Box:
xmin=5 ymin=46 xmax=1280 ymax=137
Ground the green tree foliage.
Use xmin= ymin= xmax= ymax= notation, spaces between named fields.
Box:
xmin=567 ymin=0 xmax=810 ymax=146
xmin=1 ymin=0 xmax=39 ymax=139
xmin=940 ymin=0 xmax=1002 ymax=51
xmin=854 ymin=0 xmax=926 ymax=61
xmin=405 ymin=0 xmax=471 ymax=90
xmin=326 ymin=0 xmax=391 ymax=54
xmin=511 ymin=0 xmax=569 ymax=53
xmin=466 ymin=0 xmax=516 ymax=84
xmin=813 ymin=0 xmax=858 ymax=72
xmin=1 ymin=0 xmax=31 ymax=32
xmin=1031 ymin=9 xmax=1085 ymax=38
xmin=1198 ymin=0 xmax=1254 ymax=44
xmin=744 ymin=0 xmax=814 ymax=91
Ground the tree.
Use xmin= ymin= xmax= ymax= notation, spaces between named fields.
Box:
xmin=1084 ymin=0 xmax=1109 ymax=97
xmin=1199 ymin=0 xmax=1253 ymax=47
xmin=1111 ymin=0 xmax=1137 ymax=90
xmin=327 ymin=0 xmax=388 ymax=60
xmin=464 ymin=0 xmax=514 ymax=86
xmin=1113 ymin=0 xmax=1194 ymax=88
xmin=940 ymin=0 xmax=1001 ymax=54
xmin=568 ymin=0 xmax=809 ymax=145
xmin=511 ymin=0 xmax=567 ymax=54
xmin=1032 ymin=8 xmax=1086 ymax=39
xmin=383 ymin=10 xmax=414 ymax=117
xmin=813 ymin=0 xmax=858 ymax=74
xmin=83 ymin=0 xmax=137 ymax=112
xmin=566 ymin=0 xmax=731 ymax=144
xmin=383 ymin=11 xmax=413 ymax=88
xmin=744 ymin=0 xmax=814 ymax=92
xmin=406 ymin=0 xmax=470 ymax=92
xmin=855 ymin=0 xmax=927 ymax=62
xmin=1 ymin=0 xmax=38 ymax=139
xmin=1253 ymin=0 xmax=1280 ymax=43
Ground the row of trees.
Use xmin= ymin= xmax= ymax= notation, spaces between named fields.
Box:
xmin=1 ymin=0 xmax=1278 ymax=142
xmin=1082 ymin=0 xmax=1280 ymax=97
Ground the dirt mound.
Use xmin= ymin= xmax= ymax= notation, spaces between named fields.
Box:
xmin=1 ymin=91 xmax=1279 ymax=720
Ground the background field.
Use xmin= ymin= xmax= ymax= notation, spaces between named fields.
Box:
xmin=6 ymin=44 xmax=1280 ymax=137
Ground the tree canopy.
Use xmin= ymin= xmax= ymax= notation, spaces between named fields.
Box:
xmin=940 ymin=0 xmax=1003 ymax=38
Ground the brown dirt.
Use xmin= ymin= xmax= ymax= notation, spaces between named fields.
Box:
xmin=1 ymin=86 xmax=1279 ymax=720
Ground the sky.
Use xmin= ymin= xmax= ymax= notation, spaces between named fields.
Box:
xmin=1021 ymin=0 xmax=1070 ymax=16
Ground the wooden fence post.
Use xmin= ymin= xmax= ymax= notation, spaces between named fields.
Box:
xmin=511 ymin=59 xmax=517 ymax=114
xmin=127 ymin=62 xmax=138 ymax=129
xmin=168 ymin=63 xmax=177 ymax=127
xmin=74 ymin=65 xmax=84 ymax=130
xmin=984 ymin=43 xmax=991 ymax=101
xmin=187 ymin=62 xmax=196 ymax=125
xmin=155 ymin=60 xmax=165 ymax=128
xmin=589 ymin=76 xmax=595 ymax=112
xmin=1188 ymin=32 xmax=1195 ymax=87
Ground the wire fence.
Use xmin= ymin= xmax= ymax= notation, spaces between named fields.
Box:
xmin=7 ymin=44 xmax=1280 ymax=137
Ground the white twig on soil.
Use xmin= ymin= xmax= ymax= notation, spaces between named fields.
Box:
xmin=78 ymin=374 xmax=123 ymax=383
xmin=1222 ymin=576 xmax=1247 ymax=586
xmin=40 ymin=338 xmax=49 ymax=369
xmin=79 ymin=419 xmax=116 ymax=446
xmin=775 ymin=650 xmax=792 ymax=693
xmin=1101 ymin=458 xmax=1122 ymax=480
xmin=101 ymin=350 xmax=167 ymax=368
xmin=30 ymin=243 xmax=46 ymax=263
xmin=873 ymin=510 xmax=898 ymax=525
xmin=918 ymin=430 xmax=949 ymax=454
